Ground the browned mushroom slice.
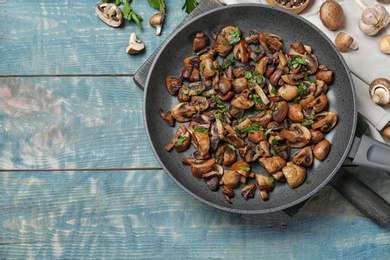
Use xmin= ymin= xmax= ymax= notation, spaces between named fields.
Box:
xmin=215 ymin=144 xmax=236 ymax=166
xmin=255 ymin=56 xmax=273 ymax=76
xmin=311 ymin=111 xmax=338 ymax=133
xmin=288 ymin=103 xmax=304 ymax=123
xmin=281 ymin=73 xmax=305 ymax=86
xmin=269 ymin=68 xmax=284 ymax=86
xmin=316 ymin=65 xmax=334 ymax=85
xmin=289 ymin=42 xmax=306 ymax=54
xmin=231 ymin=160 xmax=251 ymax=177
xmin=159 ymin=109 xmax=175 ymax=127
xmin=282 ymin=162 xmax=307 ymax=188
xmin=165 ymin=76 xmax=182 ymax=95
xmin=231 ymin=89 xmax=254 ymax=109
xmin=309 ymin=129 xmax=325 ymax=145
xmin=222 ymin=170 xmax=241 ymax=189
xmin=170 ymin=102 xmax=197 ymax=122
xmin=202 ymin=164 xmax=224 ymax=179
xmin=248 ymin=129 xmax=266 ymax=144
xmin=255 ymin=174 xmax=275 ymax=201
xmin=313 ymin=139 xmax=331 ymax=160
xmin=241 ymin=184 xmax=257 ymax=200
xmin=233 ymin=39 xmax=251 ymax=63
xmin=190 ymin=158 xmax=216 ymax=178
xmin=280 ymin=123 xmax=311 ymax=148
xmin=291 ymin=146 xmax=313 ymax=167
xmin=301 ymin=52 xmax=319 ymax=74
xmin=249 ymin=110 xmax=273 ymax=128
xmin=259 ymin=156 xmax=287 ymax=175
xmin=191 ymin=96 xmax=209 ymax=113
xmin=272 ymin=101 xmax=288 ymax=123
xmin=278 ymin=84 xmax=299 ymax=101
xmin=216 ymin=77 xmax=233 ymax=95
xmin=193 ymin=32 xmax=209 ymax=52
xmin=259 ymin=32 xmax=283 ymax=54
xmin=306 ymin=93 xmax=328 ymax=113
xmin=252 ymin=84 xmax=270 ymax=106
xmin=187 ymin=123 xmax=210 ymax=158
xmin=165 ymin=124 xmax=190 ymax=152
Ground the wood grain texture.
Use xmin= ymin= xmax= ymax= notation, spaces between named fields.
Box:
xmin=0 ymin=0 xmax=188 ymax=76
xmin=0 ymin=77 xmax=159 ymax=170
xmin=0 ymin=170 xmax=389 ymax=259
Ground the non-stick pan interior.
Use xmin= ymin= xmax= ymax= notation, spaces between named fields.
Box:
xmin=144 ymin=4 xmax=357 ymax=213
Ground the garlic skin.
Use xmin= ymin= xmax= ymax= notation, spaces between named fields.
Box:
xmin=358 ymin=4 xmax=390 ymax=36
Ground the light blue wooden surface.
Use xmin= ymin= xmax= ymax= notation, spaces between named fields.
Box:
xmin=0 ymin=0 xmax=389 ymax=259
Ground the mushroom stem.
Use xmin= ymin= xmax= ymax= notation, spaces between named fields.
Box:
xmin=355 ymin=0 xmax=368 ymax=10
xmin=369 ymin=78 xmax=390 ymax=106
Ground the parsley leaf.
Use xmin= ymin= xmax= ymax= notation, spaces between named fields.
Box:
xmin=228 ymin=27 xmax=241 ymax=44
xmin=148 ymin=0 xmax=166 ymax=13
xmin=176 ymin=136 xmax=188 ymax=146
xmin=194 ymin=127 xmax=208 ymax=133
xmin=288 ymin=55 xmax=308 ymax=69
xmin=182 ymin=0 xmax=199 ymax=14
xmin=123 ymin=1 xmax=143 ymax=28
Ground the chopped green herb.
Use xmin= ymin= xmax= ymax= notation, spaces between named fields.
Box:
xmin=297 ymin=84 xmax=307 ymax=94
xmin=228 ymin=27 xmax=241 ymax=44
xmin=239 ymin=166 xmax=251 ymax=172
xmin=194 ymin=127 xmax=208 ymax=133
xmin=176 ymin=136 xmax=188 ymax=146
xmin=241 ymin=123 xmax=264 ymax=133
xmin=270 ymin=148 xmax=277 ymax=156
xmin=265 ymin=126 xmax=274 ymax=136
xmin=222 ymin=40 xmax=229 ymax=47
xmin=182 ymin=89 xmax=189 ymax=95
xmin=271 ymin=137 xmax=279 ymax=145
xmin=270 ymin=86 xmax=277 ymax=95
xmin=227 ymin=143 xmax=236 ymax=151
xmin=302 ymin=118 xmax=314 ymax=126
xmin=253 ymin=94 xmax=264 ymax=106
xmin=268 ymin=176 xmax=275 ymax=183
xmin=305 ymin=179 xmax=312 ymax=185
xmin=210 ymin=64 xmax=216 ymax=71
xmin=288 ymin=55 xmax=308 ymax=69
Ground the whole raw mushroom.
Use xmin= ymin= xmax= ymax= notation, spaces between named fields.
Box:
xmin=319 ymin=0 xmax=345 ymax=31
xmin=334 ymin=32 xmax=359 ymax=52
xmin=150 ymin=13 xmax=164 ymax=36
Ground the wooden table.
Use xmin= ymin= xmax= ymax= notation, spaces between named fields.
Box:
xmin=1 ymin=1 xmax=389 ymax=258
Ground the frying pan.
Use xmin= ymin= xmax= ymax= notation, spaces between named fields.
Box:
xmin=143 ymin=4 xmax=390 ymax=214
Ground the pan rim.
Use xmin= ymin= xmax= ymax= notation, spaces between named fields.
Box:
xmin=143 ymin=3 xmax=358 ymax=214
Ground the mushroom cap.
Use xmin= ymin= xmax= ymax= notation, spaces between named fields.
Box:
xmin=369 ymin=78 xmax=390 ymax=106
xmin=334 ymin=32 xmax=356 ymax=53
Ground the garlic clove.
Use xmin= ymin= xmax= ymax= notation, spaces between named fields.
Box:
xmin=379 ymin=34 xmax=390 ymax=54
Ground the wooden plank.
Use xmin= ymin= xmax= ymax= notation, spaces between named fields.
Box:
xmin=0 ymin=170 xmax=389 ymax=259
xmin=0 ymin=77 xmax=160 ymax=170
xmin=0 ymin=0 xmax=188 ymax=76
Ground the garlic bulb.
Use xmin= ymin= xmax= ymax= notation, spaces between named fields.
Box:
xmin=355 ymin=0 xmax=390 ymax=36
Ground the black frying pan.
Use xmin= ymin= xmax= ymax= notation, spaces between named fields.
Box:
xmin=143 ymin=4 xmax=390 ymax=214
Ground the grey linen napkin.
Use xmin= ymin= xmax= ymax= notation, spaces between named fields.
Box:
xmin=219 ymin=0 xmax=390 ymax=142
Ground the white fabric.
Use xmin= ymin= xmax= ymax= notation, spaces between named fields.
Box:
xmin=218 ymin=0 xmax=390 ymax=142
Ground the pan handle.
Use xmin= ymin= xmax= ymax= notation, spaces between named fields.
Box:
xmin=348 ymin=134 xmax=390 ymax=172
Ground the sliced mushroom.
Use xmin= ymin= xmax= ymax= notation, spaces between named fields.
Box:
xmin=165 ymin=76 xmax=182 ymax=95
xmin=288 ymin=103 xmax=304 ymax=123
xmin=233 ymin=39 xmax=251 ymax=63
xmin=193 ymin=32 xmax=210 ymax=52
xmin=259 ymin=156 xmax=287 ymax=175
xmin=170 ymin=102 xmax=197 ymax=122
xmin=306 ymin=93 xmax=328 ymax=113
xmin=222 ymin=170 xmax=241 ymax=189
xmin=313 ymin=139 xmax=331 ymax=160
xmin=241 ymin=184 xmax=257 ymax=200
xmin=255 ymin=174 xmax=275 ymax=201
xmin=150 ymin=13 xmax=164 ymax=36
xmin=231 ymin=89 xmax=254 ymax=109
xmin=280 ymin=123 xmax=311 ymax=148
xmin=126 ymin=33 xmax=145 ymax=54
xmin=190 ymin=158 xmax=216 ymax=178
xmin=159 ymin=109 xmax=175 ymax=127
xmin=291 ymin=146 xmax=313 ymax=167
xmin=165 ymin=124 xmax=191 ymax=152
xmin=259 ymin=32 xmax=283 ymax=54
xmin=96 ymin=3 xmax=123 ymax=27
xmin=202 ymin=164 xmax=224 ymax=179
xmin=282 ymin=162 xmax=307 ymax=188
xmin=187 ymin=123 xmax=210 ymax=158
xmin=272 ymin=101 xmax=288 ymax=123
xmin=215 ymin=144 xmax=237 ymax=166
xmin=231 ymin=160 xmax=251 ymax=177
xmin=311 ymin=111 xmax=338 ymax=133
xmin=316 ymin=66 xmax=334 ymax=85
xmin=278 ymin=84 xmax=299 ymax=101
